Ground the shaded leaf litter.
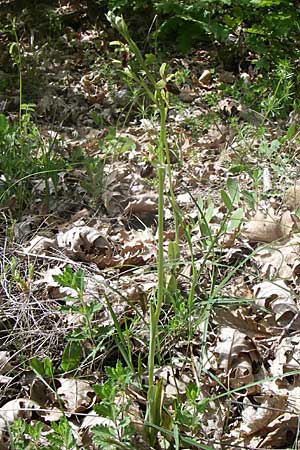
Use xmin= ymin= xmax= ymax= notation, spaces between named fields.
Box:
xmin=1 ymin=4 xmax=300 ymax=449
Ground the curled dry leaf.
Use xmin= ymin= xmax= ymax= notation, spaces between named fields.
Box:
xmin=254 ymin=280 xmax=300 ymax=329
xmin=0 ymin=398 xmax=40 ymax=431
xmin=214 ymin=308 xmax=269 ymax=338
xmin=258 ymin=413 xmax=299 ymax=448
xmin=56 ymin=379 xmax=95 ymax=413
xmin=243 ymin=209 xmax=283 ymax=242
xmin=214 ymin=327 xmax=261 ymax=392
xmin=254 ymin=236 xmax=300 ymax=280
xmin=101 ymin=163 xmax=131 ymax=215
xmin=230 ymin=353 xmax=254 ymax=390
xmin=283 ymin=183 xmax=300 ymax=210
xmin=241 ymin=393 xmax=288 ymax=436
xmin=24 ymin=235 xmax=57 ymax=255
xmin=124 ymin=193 xmax=157 ymax=216
xmin=269 ymin=335 xmax=300 ymax=377
xmin=57 ymin=226 xmax=110 ymax=260
xmin=199 ymin=69 xmax=212 ymax=86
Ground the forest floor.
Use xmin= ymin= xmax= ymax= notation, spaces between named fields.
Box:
xmin=1 ymin=2 xmax=300 ymax=449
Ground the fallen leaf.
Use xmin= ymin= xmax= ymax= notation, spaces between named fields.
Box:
xmin=241 ymin=393 xmax=288 ymax=435
xmin=283 ymin=183 xmax=300 ymax=210
xmin=243 ymin=209 xmax=283 ymax=242
xmin=57 ymin=379 xmax=95 ymax=413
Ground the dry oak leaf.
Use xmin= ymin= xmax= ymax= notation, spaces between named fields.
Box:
xmin=254 ymin=236 xmax=300 ymax=280
xmin=243 ymin=209 xmax=283 ymax=242
xmin=258 ymin=413 xmax=299 ymax=448
xmin=283 ymin=182 xmax=300 ymax=210
xmin=24 ymin=235 xmax=57 ymax=255
xmin=269 ymin=335 xmax=300 ymax=377
xmin=214 ymin=327 xmax=261 ymax=391
xmin=241 ymin=393 xmax=288 ymax=436
xmin=214 ymin=308 xmax=269 ymax=338
xmin=253 ymin=280 xmax=299 ymax=329
xmin=56 ymin=226 xmax=110 ymax=260
xmin=124 ymin=194 xmax=157 ymax=216
xmin=56 ymin=379 xmax=95 ymax=413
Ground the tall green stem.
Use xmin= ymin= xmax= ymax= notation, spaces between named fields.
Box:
xmin=107 ymin=13 xmax=173 ymax=444
xmin=148 ymin=102 xmax=166 ymax=392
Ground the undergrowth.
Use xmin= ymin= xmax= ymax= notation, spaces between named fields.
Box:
xmin=2 ymin=4 xmax=300 ymax=450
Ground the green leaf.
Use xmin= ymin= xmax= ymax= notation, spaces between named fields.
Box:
xmin=227 ymin=178 xmax=240 ymax=204
xmin=242 ymin=189 xmax=257 ymax=210
xmin=93 ymin=380 xmax=116 ymax=401
xmin=205 ymin=204 xmax=215 ymax=223
xmin=159 ymin=62 xmax=167 ymax=78
xmin=43 ymin=357 xmax=54 ymax=378
xmin=199 ymin=221 xmax=211 ymax=237
xmin=94 ymin=402 xmax=114 ymax=418
xmin=186 ymin=381 xmax=198 ymax=401
xmin=286 ymin=122 xmax=297 ymax=140
xmin=53 ymin=266 xmax=85 ymax=294
xmin=196 ymin=397 xmax=210 ymax=413
xmin=60 ymin=341 xmax=82 ymax=372
xmin=92 ymin=424 xmax=117 ymax=450
xmin=228 ymin=207 xmax=244 ymax=231
xmin=0 ymin=114 xmax=9 ymax=134
xmin=221 ymin=189 xmax=233 ymax=210
xmin=30 ymin=357 xmax=46 ymax=379
xmin=156 ymin=79 xmax=166 ymax=89
xmin=168 ymin=240 xmax=180 ymax=264
xmin=148 ymin=379 xmax=164 ymax=446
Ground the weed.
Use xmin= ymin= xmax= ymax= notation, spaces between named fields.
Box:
xmin=8 ymin=418 xmax=43 ymax=450
xmin=92 ymin=361 xmax=134 ymax=450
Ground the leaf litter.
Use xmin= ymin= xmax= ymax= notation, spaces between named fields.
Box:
xmin=2 ymin=5 xmax=300 ymax=449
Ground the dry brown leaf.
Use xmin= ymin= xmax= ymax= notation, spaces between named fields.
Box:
xmin=218 ymin=71 xmax=236 ymax=84
xmin=241 ymin=393 xmax=288 ymax=436
xmin=270 ymin=335 xmax=300 ymax=377
xmin=230 ymin=353 xmax=254 ymax=390
xmin=243 ymin=209 xmax=283 ymax=242
xmin=57 ymin=226 xmax=111 ymax=260
xmin=283 ymin=183 xmax=300 ymax=210
xmin=254 ymin=280 xmax=299 ymax=328
xmin=258 ymin=413 xmax=299 ymax=448
xmin=0 ymin=398 xmax=40 ymax=430
xmin=254 ymin=236 xmax=300 ymax=280
xmin=24 ymin=235 xmax=57 ymax=255
xmin=199 ymin=69 xmax=212 ymax=86
xmin=57 ymin=379 xmax=95 ymax=413
xmin=41 ymin=407 xmax=63 ymax=423
xmin=214 ymin=327 xmax=261 ymax=391
xmin=214 ymin=309 xmax=269 ymax=338
xmin=124 ymin=194 xmax=157 ymax=216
